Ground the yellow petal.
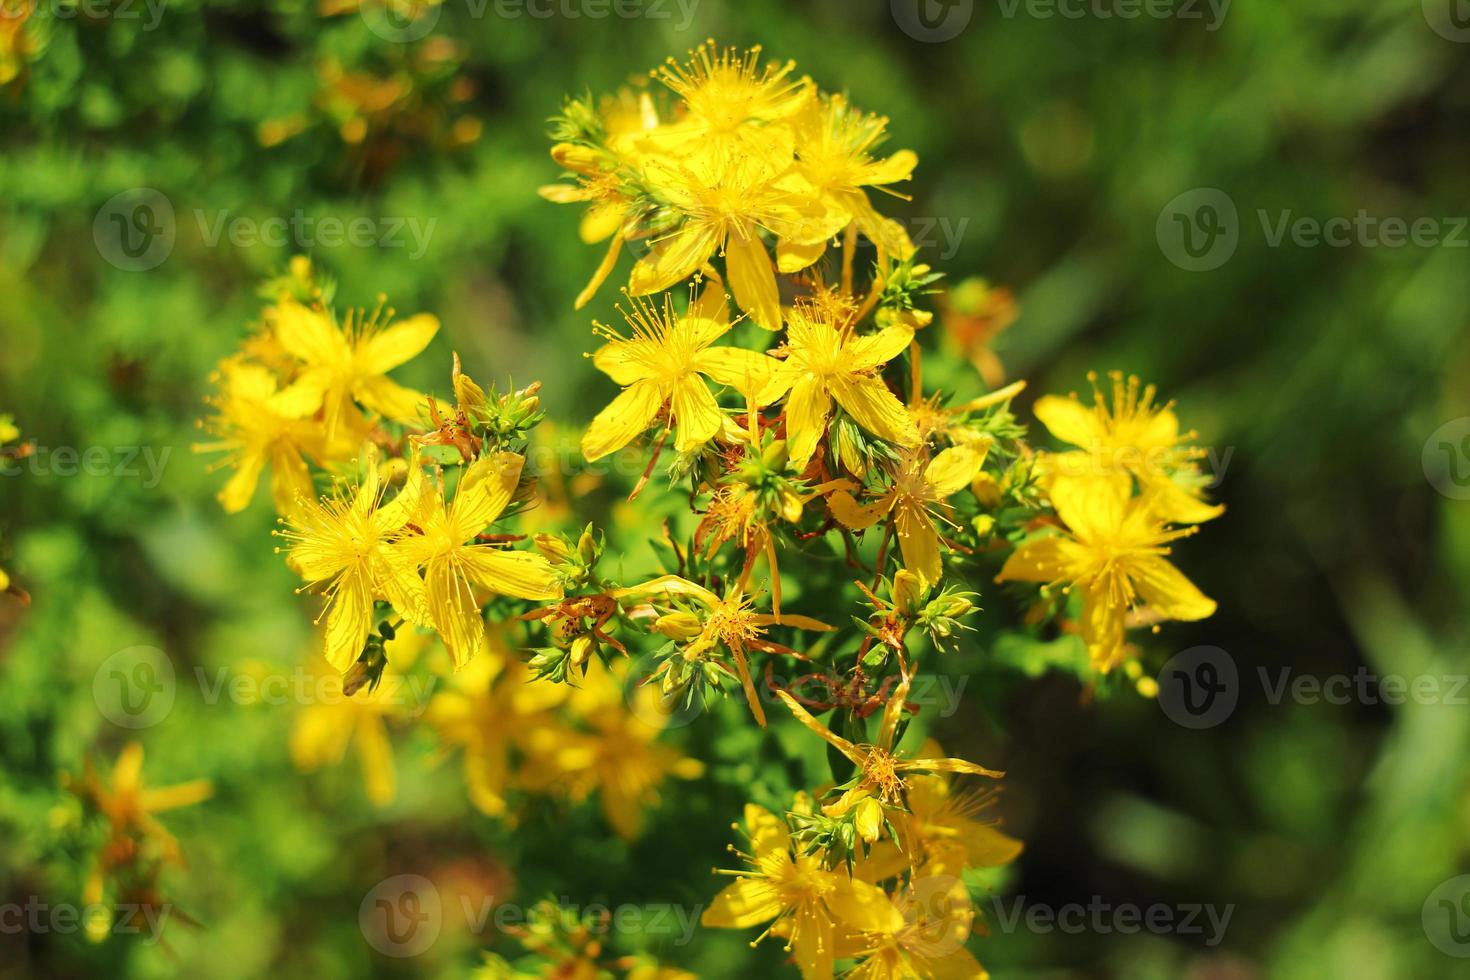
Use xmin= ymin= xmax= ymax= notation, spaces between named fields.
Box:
xmin=844 ymin=325 xmax=913 ymax=372
xmin=629 ymin=225 xmax=717 ymax=295
xmin=724 ymin=231 xmax=782 ymax=331
xmin=581 ymin=380 xmax=664 ymax=462
xmin=963 ymin=823 xmax=1024 ymax=867
xmin=576 ymin=232 xmax=624 ymax=310
xmin=427 ymin=561 xmax=487 ymax=669
xmin=928 ymin=445 xmax=987 ymax=498
xmin=611 ymin=574 xmax=720 ymax=607
xmin=592 ymin=338 xmax=654 ymax=386
xmin=691 ymin=346 xmax=781 ymax=403
xmin=994 ymin=535 xmax=1080 ymax=584
xmin=828 ymin=490 xmax=892 ymax=531
xmin=1078 ymin=583 xmax=1127 ymax=671
xmin=857 ymin=148 xmax=918 ymax=186
xmin=825 ymin=875 xmax=904 ymax=935
xmin=828 ymin=374 xmax=919 ymax=448
xmin=670 ymin=376 xmax=723 ymax=452
xmin=1048 ymin=473 xmax=1129 ymax=543
xmin=701 ymin=878 xmax=784 ymax=929
xmin=355 ymin=717 xmax=397 ymax=807
xmin=449 ymin=451 xmax=523 ymax=538
xmin=461 ymin=547 xmax=563 ymax=601
xmin=743 ymin=803 xmax=791 ymax=857
xmin=355 ymin=375 xmax=427 ymax=422
xmin=784 ymin=376 xmax=832 ymax=468
xmin=579 ymin=199 xmax=626 ymax=244
xmin=1033 ymin=394 xmax=1102 ymax=449
xmin=1131 ymin=554 xmax=1216 ymax=621
xmin=896 ymin=502 xmax=943 ymax=588
xmin=775 ymin=690 xmax=861 ymax=763
xmin=323 ymin=568 xmax=374 ymax=671
xmin=357 ymin=313 xmax=439 ymax=376
xmin=268 ymin=444 xmax=314 ymax=517
xmin=275 ymin=299 xmax=349 ymax=365
xmin=218 ymin=447 xmax=265 ymax=514
xmin=777 ymin=235 xmax=827 ymax=274
xmin=790 ymin=902 xmax=835 ymax=980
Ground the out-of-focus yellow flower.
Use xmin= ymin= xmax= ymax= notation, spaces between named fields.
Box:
xmin=290 ymin=643 xmax=427 ymax=807
xmin=194 ymin=359 xmax=326 ymax=516
xmin=74 ymin=743 xmax=212 ymax=866
xmin=425 ymin=639 xmax=571 ymax=817
xmin=392 ymin=452 xmax=562 ymax=667
xmin=1034 ymin=371 xmax=1223 ymax=524
xmin=836 ymin=871 xmax=989 ymax=980
xmin=995 ymin=473 xmax=1216 ymax=670
xmin=581 ymin=293 xmax=782 ymax=461
xmin=767 ymin=304 xmax=920 ymax=468
xmin=280 ymin=454 xmax=430 ymax=670
xmin=525 ymin=661 xmax=703 ymax=841
xmin=271 ymin=298 xmax=438 ymax=439
xmin=702 ymin=803 xmax=902 ymax=980
xmin=829 ymin=443 xmax=988 ymax=587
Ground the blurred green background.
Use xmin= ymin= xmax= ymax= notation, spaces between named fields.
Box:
xmin=3 ymin=0 xmax=1470 ymax=977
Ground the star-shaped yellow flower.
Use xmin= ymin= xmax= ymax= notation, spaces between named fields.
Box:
xmin=996 ymin=473 xmax=1216 ymax=670
xmin=272 ymin=298 xmax=438 ymax=438
xmin=768 ymin=303 xmax=920 ymax=469
xmin=581 ymin=293 xmax=782 ymax=461
xmin=392 ymin=451 xmax=563 ymax=667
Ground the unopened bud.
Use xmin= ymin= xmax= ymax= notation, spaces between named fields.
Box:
xmin=654 ymin=611 xmax=703 ymax=641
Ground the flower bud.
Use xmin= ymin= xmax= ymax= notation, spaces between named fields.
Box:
xmin=569 ymin=634 xmax=594 ymax=670
xmin=654 ymin=611 xmax=703 ymax=641
xmin=534 ymin=533 xmax=572 ymax=563
xmin=854 ymin=796 xmax=883 ymax=843
xmin=892 ymin=570 xmax=926 ymax=617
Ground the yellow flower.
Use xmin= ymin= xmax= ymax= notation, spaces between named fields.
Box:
xmin=272 ymin=297 xmax=438 ymax=438
xmin=776 ymin=673 xmax=1001 ymax=820
xmin=75 ymin=743 xmax=212 ymax=866
xmin=703 ymin=803 xmax=903 ymax=980
xmin=280 ymin=455 xmax=430 ymax=671
xmin=1033 ymin=372 xmax=1223 ymax=524
xmin=880 ymin=740 xmax=1023 ymax=874
xmin=290 ymin=651 xmax=412 ymax=807
xmin=524 ymin=660 xmax=704 ymax=840
xmin=995 ymin=473 xmax=1216 ymax=670
xmin=631 ymin=148 xmax=803 ymax=331
xmin=392 ymin=452 xmax=563 ymax=668
xmin=768 ymin=303 xmax=920 ymax=468
xmin=776 ymin=94 xmax=918 ymax=273
xmin=829 ymin=443 xmax=988 ymax=587
xmin=194 ymin=358 xmax=326 ymax=515
xmin=425 ymin=637 xmax=571 ymax=817
xmin=651 ymin=40 xmax=810 ymax=158
xmin=615 ymin=574 xmax=833 ymax=727
xmin=581 ymin=293 xmax=782 ymax=461
xmin=837 ymin=872 xmax=990 ymax=980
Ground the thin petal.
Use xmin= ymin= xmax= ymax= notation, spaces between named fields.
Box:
xmin=1131 ymin=555 xmax=1216 ymax=621
xmin=275 ymin=300 xmax=349 ymax=365
xmin=925 ymin=444 xmax=987 ymax=497
xmin=449 ymin=451 xmax=523 ymax=538
xmin=576 ymin=233 xmax=624 ymax=310
xmin=581 ymin=380 xmax=664 ymax=462
xmin=701 ymin=878 xmax=783 ymax=929
xmin=592 ymin=338 xmax=654 ymax=386
xmin=671 ymin=376 xmax=723 ymax=453
xmin=725 ymin=231 xmax=783 ymax=331
xmin=896 ymin=502 xmax=943 ymax=588
xmin=629 ymin=225 xmax=717 ymax=295
xmin=323 ymin=568 xmax=374 ymax=671
xmin=1033 ymin=395 xmax=1102 ymax=449
xmin=829 ymin=374 xmax=919 ymax=448
xmin=460 ymin=547 xmax=563 ymax=601
xmin=357 ymin=313 xmax=439 ymax=376
xmin=775 ymin=690 xmax=861 ymax=763
xmin=784 ymin=376 xmax=831 ymax=468
xmin=994 ymin=535 xmax=1081 ymax=584
xmin=355 ymin=375 xmax=427 ymax=422
xmin=844 ymin=325 xmax=913 ymax=372
xmin=691 ymin=346 xmax=781 ymax=403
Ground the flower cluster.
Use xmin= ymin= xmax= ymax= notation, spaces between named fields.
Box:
xmin=192 ymin=39 xmax=1220 ymax=977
